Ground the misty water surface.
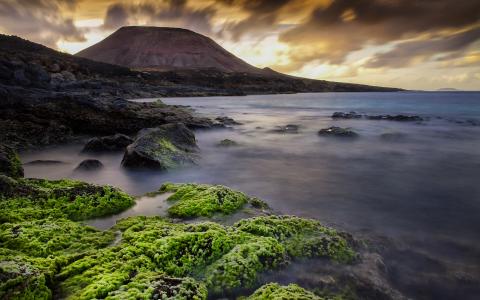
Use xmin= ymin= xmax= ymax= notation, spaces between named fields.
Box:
xmin=21 ymin=92 xmax=480 ymax=297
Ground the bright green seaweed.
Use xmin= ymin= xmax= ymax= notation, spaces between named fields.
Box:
xmin=0 ymin=177 xmax=354 ymax=299
xmin=160 ymin=182 xmax=267 ymax=218
xmin=246 ymin=283 xmax=323 ymax=300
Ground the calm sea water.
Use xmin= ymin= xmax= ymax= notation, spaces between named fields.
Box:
xmin=21 ymin=92 xmax=480 ymax=298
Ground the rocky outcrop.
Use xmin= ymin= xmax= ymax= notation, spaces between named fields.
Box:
xmin=214 ymin=116 xmax=242 ymax=126
xmin=0 ymin=86 xmax=213 ymax=150
xmin=121 ymin=123 xmax=198 ymax=169
xmin=0 ymin=144 xmax=23 ymax=178
xmin=318 ymin=126 xmax=358 ymax=137
xmin=75 ymin=159 xmax=104 ymax=171
xmin=332 ymin=112 xmax=423 ymax=121
xmin=82 ymin=134 xmax=133 ymax=152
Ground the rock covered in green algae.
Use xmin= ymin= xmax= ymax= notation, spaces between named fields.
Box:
xmin=234 ymin=215 xmax=356 ymax=263
xmin=0 ymin=219 xmax=114 ymax=257
xmin=0 ymin=177 xmax=134 ymax=222
xmin=0 ymin=145 xmax=23 ymax=179
xmin=121 ymin=123 xmax=198 ymax=170
xmin=51 ymin=215 xmax=354 ymax=299
xmin=0 ymin=256 xmax=53 ymax=300
xmin=246 ymin=283 xmax=322 ymax=300
xmin=159 ymin=182 xmax=258 ymax=218
xmin=105 ymin=273 xmax=207 ymax=300
xmin=0 ymin=177 xmax=354 ymax=299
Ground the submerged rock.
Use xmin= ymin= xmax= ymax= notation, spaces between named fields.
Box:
xmin=271 ymin=124 xmax=300 ymax=134
xmin=0 ymin=144 xmax=23 ymax=178
xmin=75 ymin=159 xmax=104 ymax=171
xmin=332 ymin=112 xmax=423 ymax=122
xmin=332 ymin=111 xmax=363 ymax=119
xmin=318 ymin=126 xmax=358 ymax=137
xmin=82 ymin=133 xmax=133 ymax=152
xmin=215 ymin=116 xmax=242 ymax=126
xmin=121 ymin=123 xmax=198 ymax=170
xmin=367 ymin=114 xmax=423 ymax=121
xmin=216 ymin=139 xmax=239 ymax=147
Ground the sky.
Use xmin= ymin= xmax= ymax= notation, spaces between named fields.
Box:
xmin=0 ymin=0 xmax=479 ymax=90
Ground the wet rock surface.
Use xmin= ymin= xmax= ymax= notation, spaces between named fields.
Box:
xmin=0 ymin=144 xmax=23 ymax=178
xmin=75 ymin=159 xmax=104 ymax=171
xmin=215 ymin=116 xmax=243 ymax=126
xmin=216 ymin=139 xmax=239 ymax=147
xmin=332 ymin=111 xmax=423 ymax=121
xmin=271 ymin=124 xmax=300 ymax=134
xmin=318 ymin=126 xmax=358 ymax=137
xmin=121 ymin=123 xmax=198 ymax=169
xmin=82 ymin=134 xmax=133 ymax=152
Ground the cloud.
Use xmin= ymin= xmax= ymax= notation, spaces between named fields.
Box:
xmin=365 ymin=27 xmax=480 ymax=68
xmin=278 ymin=0 xmax=480 ymax=70
xmin=218 ymin=0 xmax=294 ymax=40
xmin=0 ymin=0 xmax=85 ymax=48
xmin=102 ymin=0 xmax=217 ymax=35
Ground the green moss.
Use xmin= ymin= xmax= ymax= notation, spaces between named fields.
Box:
xmin=234 ymin=216 xmax=356 ymax=263
xmin=246 ymin=283 xmax=323 ymax=300
xmin=0 ymin=178 xmax=135 ymax=222
xmin=0 ymin=218 xmax=114 ymax=257
xmin=0 ymin=179 xmax=355 ymax=299
xmin=105 ymin=272 xmax=207 ymax=300
xmin=0 ymin=145 xmax=24 ymax=179
xmin=204 ymin=237 xmax=285 ymax=293
xmin=0 ymin=259 xmax=52 ymax=300
xmin=160 ymin=183 xmax=251 ymax=218
xmin=52 ymin=215 xmax=355 ymax=298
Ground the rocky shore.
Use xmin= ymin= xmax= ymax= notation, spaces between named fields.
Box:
xmin=2 ymin=144 xmax=416 ymax=299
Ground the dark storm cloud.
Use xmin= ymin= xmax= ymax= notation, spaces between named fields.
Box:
xmin=278 ymin=0 xmax=480 ymax=70
xmin=0 ymin=0 xmax=85 ymax=48
xmin=103 ymin=3 xmax=129 ymax=30
xmin=102 ymin=0 xmax=217 ymax=35
xmin=365 ymin=27 xmax=480 ymax=68
xmin=220 ymin=0 xmax=293 ymax=40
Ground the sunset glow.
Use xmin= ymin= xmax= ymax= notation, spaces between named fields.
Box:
xmin=1 ymin=0 xmax=479 ymax=90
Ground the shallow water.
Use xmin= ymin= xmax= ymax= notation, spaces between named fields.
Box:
xmin=21 ymin=92 xmax=480 ymax=298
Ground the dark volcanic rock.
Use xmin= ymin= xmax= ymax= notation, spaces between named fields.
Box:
xmin=82 ymin=134 xmax=134 ymax=152
xmin=75 ymin=159 xmax=104 ymax=171
xmin=332 ymin=111 xmax=363 ymax=119
xmin=367 ymin=115 xmax=423 ymax=121
xmin=215 ymin=116 xmax=242 ymax=126
xmin=0 ymin=144 xmax=23 ymax=178
xmin=122 ymin=123 xmax=198 ymax=170
xmin=271 ymin=124 xmax=300 ymax=134
xmin=318 ymin=126 xmax=358 ymax=138
xmin=216 ymin=139 xmax=239 ymax=147
xmin=332 ymin=112 xmax=423 ymax=122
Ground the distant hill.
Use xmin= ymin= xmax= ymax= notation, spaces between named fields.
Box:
xmin=77 ymin=26 xmax=264 ymax=74
xmin=437 ymin=88 xmax=459 ymax=91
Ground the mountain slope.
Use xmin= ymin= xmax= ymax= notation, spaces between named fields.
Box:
xmin=77 ymin=26 xmax=263 ymax=73
xmin=76 ymin=26 xmax=401 ymax=92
